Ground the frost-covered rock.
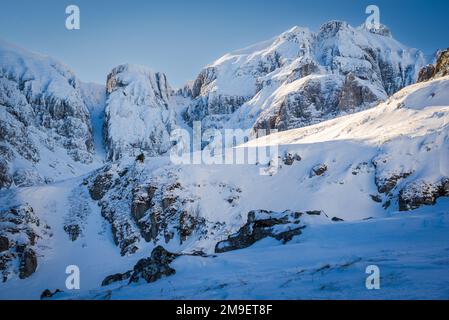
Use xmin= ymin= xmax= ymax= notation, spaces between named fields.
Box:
xmin=0 ymin=204 xmax=51 ymax=281
xmin=0 ymin=39 xmax=96 ymax=189
xmin=399 ymin=178 xmax=449 ymax=211
xmin=102 ymin=246 xmax=179 ymax=286
xmin=215 ymin=210 xmax=316 ymax=253
xmin=104 ymin=65 xmax=176 ymax=160
xmin=184 ymin=21 xmax=425 ymax=133
xmin=418 ymin=48 xmax=449 ymax=82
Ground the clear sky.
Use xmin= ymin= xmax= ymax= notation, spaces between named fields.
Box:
xmin=1 ymin=0 xmax=448 ymax=88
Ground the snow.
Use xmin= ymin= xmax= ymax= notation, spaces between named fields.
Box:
xmin=50 ymin=199 xmax=449 ymax=300
xmin=1 ymin=27 xmax=448 ymax=300
xmin=186 ymin=21 xmax=425 ymax=134
xmin=104 ymin=64 xmax=176 ymax=160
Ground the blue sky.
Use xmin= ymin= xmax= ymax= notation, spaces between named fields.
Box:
xmin=1 ymin=0 xmax=448 ymax=87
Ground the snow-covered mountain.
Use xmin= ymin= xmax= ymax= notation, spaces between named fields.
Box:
xmin=104 ymin=65 xmax=176 ymax=161
xmin=184 ymin=21 xmax=425 ymax=133
xmin=0 ymin=39 xmax=103 ymax=190
xmin=1 ymin=21 xmax=449 ymax=300
xmin=2 ymin=72 xmax=448 ymax=299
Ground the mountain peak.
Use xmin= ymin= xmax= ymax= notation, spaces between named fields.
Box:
xmin=359 ymin=23 xmax=393 ymax=38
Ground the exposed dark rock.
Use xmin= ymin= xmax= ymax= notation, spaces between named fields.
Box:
xmin=331 ymin=217 xmax=344 ymax=222
xmin=63 ymin=225 xmax=81 ymax=242
xmin=398 ymin=180 xmax=444 ymax=211
xmin=306 ymin=210 xmax=322 ymax=216
xmin=179 ymin=210 xmax=205 ymax=243
xmin=101 ymin=246 xmax=180 ymax=287
xmin=338 ymin=73 xmax=381 ymax=111
xmin=440 ymin=178 xmax=449 ymax=196
xmin=434 ymin=48 xmax=449 ymax=78
xmin=370 ymin=194 xmax=382 ymax=203
xmin=215 ymin=210 xmax=310 ymax=253
xmin=0 ymin=204 xmax=49 ymax=281
xmin=0 ymin=159 xmax=13 ymax=189
xmin=311 ymin=164 xmax=328 ymax=177
xmin=19 ymin=248 xmax=37 ymax=279
xmin=351 ymin=162 xmax=372 ymax=176
xmin=0 ymin=236 xmax=9 ymax=252
xmin=131 ymin=185 xmax=157 ymax=222
xmin=375 ymin=171 xmax=413 ymax=194
xmin=417 ymin=48 xmax=449 ymax=82
xmin=136 ymin=153 xmax=145 ymax=163
xmin=89 ymin=171 xmax=114 ymax=200
xmin=282 ymin=152 xmax=302 ymax=166
xmin=417 ymin=64 xmax=436 ymax=82
xmin=40 ymin=289 xmax=63 ymax=300
xmin=129 ymin=246 xmax=179 ymax=284
xmin=101 ymin=271 xmax=132 ymax=286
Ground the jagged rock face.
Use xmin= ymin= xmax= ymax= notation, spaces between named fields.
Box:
xmin=86 ymin=162 xmax=208 ymax=255
xmin=215 ymin=210 xmax=329 ymax=253
xmin=19 ymin=248 xmax=37 ymax=279
xmin=129 ymin=246 xmax=179 ymax=284
xmin=418 ymin=48 xmax=449 ymax=82
xmin=102 ymin=246 xmax=179 ymax=286
xmin=104 ymin=64 xmax=176 ymax=161
xmin=434 ymin=49 xmax=449 ymax=78
xmin=417 ymin=65 xmax=436 ymax=82
xmin=398 ymin=178 xmax=449 ymax=211
xmin=0 ymin=40 xmax=95 ymax=189
xmin=183 ymin=21 xmax=424 ymax=134
xmin=0 ymin=204 xmax=51 ymax=281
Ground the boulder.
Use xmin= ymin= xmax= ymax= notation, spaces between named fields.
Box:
xmin=128 ymin=246 xmax=179 ymax=284
xmin=417 ymin=64 xmax=436 ymax=82
xmin=0 ymin=236 xmax=9 ymax=252
xmin=89 ymin=172 xmax=114 ymax=200
xmin=311 ymin=164 xmax=328 ymax=177
xmin=19 ymin=248 xmax=37 ymax=279
xmin=399 ymin=180 xmax=440 ymax=211
xmin=40 ymin=289 xmax=63 ymax=300
xmin=101 ymin=271 xmax=132 ymax=286
xmin=215 ymin=210 xmax=308 ymax=253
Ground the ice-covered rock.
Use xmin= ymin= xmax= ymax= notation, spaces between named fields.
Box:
xmin=184 ymin=21 xmax=425 ymax=133
xmin=418 ymin=48 xmax=449 ymax=82
xmin=0 ymin=39 xmax=96 ymax=189
xmin=104 ymin=64 xmax=176 ymax=161
xmin=0 ymin=204 xmax=51 ymax=281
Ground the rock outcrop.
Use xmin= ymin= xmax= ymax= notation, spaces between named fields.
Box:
xmin=399 ymin=178 xmax=449 ymax=211
xmin=417 ymin=48 xmax=449 ymax=82
xmin=0 ymin=204 xmax=50 ymax=281
xmin=0 ymin=39 xmax=95 ymax=189
xmin=183 ymin=21 xmax=424 ymax=134
xmin=104 ymin=64 xmax=176 ymax=161
xmin=214 ymin=210 xmax=325 ymax=253
xmin=101 ymin=246 xmax=179 ymax=286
